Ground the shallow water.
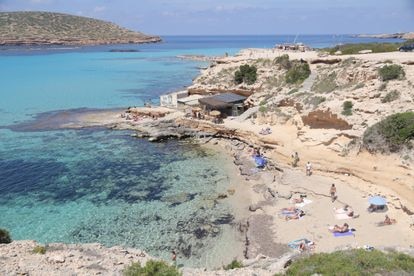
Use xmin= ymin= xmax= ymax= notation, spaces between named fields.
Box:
xmin=0 ymin=128 xmax=244 ymax=267
xmin=0 ymin=35 xmax=404 ymax=268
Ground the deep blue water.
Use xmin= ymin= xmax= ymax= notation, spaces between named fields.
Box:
xmin=0 ymin=35 xmax=404 ymax=267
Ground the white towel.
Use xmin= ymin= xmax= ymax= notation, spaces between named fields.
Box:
xmin=295 ymin=199 xmax=312 ymax=208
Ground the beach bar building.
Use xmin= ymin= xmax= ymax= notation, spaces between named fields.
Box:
xmin=198 ymin=92 xmax=246 ymax=117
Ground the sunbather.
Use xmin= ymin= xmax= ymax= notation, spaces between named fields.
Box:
xmin=291 ymin=197 xmax=304 ymax=204
xmin=331 ymin=223 xmax=349 ymax=233
xmin=281 ymin=207 xmax=298 ymax=213
xmin=285 ymin=210 xmax=305 ymax=221
xmin=384 ymin=215 xmax=397 ymax=225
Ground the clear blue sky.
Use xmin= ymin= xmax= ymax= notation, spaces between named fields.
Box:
xmin=0 ymin=0 xmax=413 ymax=35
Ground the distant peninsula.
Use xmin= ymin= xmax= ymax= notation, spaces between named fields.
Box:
xmin=0 ymin=11 xmax=161 ymax=46
xmin=354 ymin=32 xmax=414 ymax=40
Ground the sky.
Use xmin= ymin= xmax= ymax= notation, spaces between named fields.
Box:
xmin=0 ymin=0 xmax=413 ymax=35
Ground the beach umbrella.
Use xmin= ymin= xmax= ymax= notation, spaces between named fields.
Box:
xmin=368 ymin=196 xmax=387 ymax=206
xmin=192 ymin=107 xmax=202 ymax=112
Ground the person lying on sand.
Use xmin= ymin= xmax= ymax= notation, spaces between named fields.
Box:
xmin=384 ymin=215 xmax=397 ymax=225
xmin=285 ymin=210 xmax=305 ymax=221
xmin=330 ymin=223 xmax=349 ymax=233
xmin=281 ymin=207 xmax=299 ymax=213
xmin=291 ymin=197 xmax=304 ymax=204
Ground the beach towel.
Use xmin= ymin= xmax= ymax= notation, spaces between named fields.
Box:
xmin=335 ymin=213 xmax=351 ymax=220
xmin=288 ymin=238 xmax=313 ymax=249
xmin=295 ymin=199 xmax=312 ymax=208
xmin=333 ymin=230 xmax=355 ymax=237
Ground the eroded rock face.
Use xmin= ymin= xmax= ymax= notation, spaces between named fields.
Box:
xmin=302 ymin=110 xmax=353 ymax=130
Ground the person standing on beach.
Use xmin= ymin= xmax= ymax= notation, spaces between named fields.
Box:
xmin=292 ymin=152 xmax=299 ymax=167
xmin=330 ymin=184 xmax=337 ymax=202
xmin=306 ymin=161 xmax=312 ymax=176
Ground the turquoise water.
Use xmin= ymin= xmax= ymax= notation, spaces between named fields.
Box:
xmin=0 ymin=35 xmax=404 ymax=267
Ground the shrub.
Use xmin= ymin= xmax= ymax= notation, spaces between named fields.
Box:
xmin=342 ymin=101 xmax=353 ymax=116
xmin=32 ymin=245 xmax=46 ymax=254
xmin=363 ymin=112 xmax=414 ymax=152
xmin=353 ymin=83 xmax=365 ymax=90
xmin=123 ymin=260 xmax=181 ymax=276
xmin=259 ymin=105 xmax=267 ymax=114
xmin=305 ymin=96 xmax=326 ymax=107
xmin=283 ymin=249 xmax=414 ymax=275
xmin=381 ymin=90 xmax=400 ymax=103
xmin=312 ymin=72 xmax=337 ymax=93
xmin=378 ymin=83 xmax=387 ymax=91
xmin=224 ymin=259 xmax=243 ymax=270
xmin=287 ymin=88 xmax=299 ymax=94
xmin=378 ymin=64 xmax=405 ymax=81
xmin=324 ymin=42 xmax=400 ymax=55
xmin=274 ymin=54 xmax=291 ymax=69
xmin=0 ymin=228 xmax=12 ymax=244
xmin=234 ymin=64 xmax=257 ymax=85
xmin=285 ymin=62 xmax=311 ymax=84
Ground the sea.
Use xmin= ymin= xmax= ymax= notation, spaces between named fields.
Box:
xmin=0 ymin=35 xmax=403 ymax=268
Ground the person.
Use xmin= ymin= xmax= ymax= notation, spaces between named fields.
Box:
xmin=384 ymin=215 xmax=397 ymax=225
xmin=285 ymin=210 xmax=305 ymax=221
xmin=292 ymin=152 xmax=299 ymax=167
xmin=306 ymin=161 xmax=312 ymax=176
xmin=171 ymin=250 xmax=177 ymax=265
xmin=292 ymin=197 xmax=304 ymax=204
xmin=330 ymin=184 xmax=337 ymax=202
xmin=344 ymin=205 xmax=354 ymax=217
xmin=332 ymin=223 xmax=349 ymax=233
xmin=281 ymin=207 xmax=298 ymax=213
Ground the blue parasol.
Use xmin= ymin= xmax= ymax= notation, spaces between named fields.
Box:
xmin=368 ymin=196 xmax=387 ymax=206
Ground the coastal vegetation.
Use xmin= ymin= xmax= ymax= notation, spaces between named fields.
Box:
xmin=341 ymin=101 xmax=353 ymax=116
xmin=378 ymin=64 xmax=405 ymax=81
xmin=285 ymin=62 xmax=311 ymax=84
xmin=311 ymin=72 xmax=337 ymax=93
xmin=381 ymin=90 xmax=400 ymax=103
xmin=0 ymin=12 xmax=160 ymax=46
xmin=273 ymin=54 xmax=311 ymax=84
xmin=363 ymin=112 xmax=414 ymax=152
xmin=223 ymin=259 xmax=243 ymax=270
xmin=280 ymin=249 xmax=414 ymax=275
xmin=234 ymin=64 xmax=257 ymax=85
xmin=123 ymin=260 xmax=181 ymax=276
xmin=32 ymin=245 xmax=46 ymax=254
xmin=325 ymin=42 xmax=401 ymax=55
xmin=0 ymin=228 xmax=12 ymax=244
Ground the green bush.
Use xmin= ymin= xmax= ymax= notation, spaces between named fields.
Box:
xmin=283 ymin=249 xmax=414 ymax=275
xmin=32 ymin=245 xmax=46 ymax=254
xmin=285 ymin=62 xmax=311 ymax=84
xmin=378 ymin=64 xmax=405 ymax=81
xmin=259 ymin=105 xmax=267 ymax=114
xmin=363 ymin=112 xmax=414 ymax=152
xmin=224 ymin=259 xmax=243 ymax=270
xmin=325 ymin=42 xmax=400 ymax=55
xmin=0 ymin=228 xmax=12 ymax=244
xmin=381 ymin=90 xmax=400 ymax=103
xmin=341 ymin=101 xmax=353 ymax=116
xmin=311 ymin=72 xmax=337 ymax=93
xmin=234 ymin=64 xmax=257 ymax=85
xmin=123 ymin=260 xmax=181 ymax=276
xmin=274 ymin=54 xmax=291 ymax=69
xmin=287 ymin=88 xmax=299 ymax=94
xmin=378 ymin=82 xmax=387 ymax=91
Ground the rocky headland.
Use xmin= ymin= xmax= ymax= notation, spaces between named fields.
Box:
xmin=355 ymin=32 xmax=414 ymax=40
xmin=0 ymin=12 xmax=161 ymax=46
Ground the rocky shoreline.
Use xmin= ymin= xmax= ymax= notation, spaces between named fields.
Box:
xmin=354 ymin=32 xmax=414 ymax=40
